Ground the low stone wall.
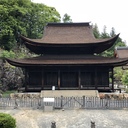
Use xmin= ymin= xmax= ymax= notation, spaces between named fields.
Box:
xmin=9 ymin=92 xmax=128 ymax=100
xmin=99 ymin=93 xmax=128 ymax=100
xmin=10 ymin=93 xmax=41 ymax=99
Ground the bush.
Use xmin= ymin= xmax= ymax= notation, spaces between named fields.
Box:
xmin=0 ymin=113 xmax=16 ymax=128
xmin=1 ymin=50 xmax=16 ymax=59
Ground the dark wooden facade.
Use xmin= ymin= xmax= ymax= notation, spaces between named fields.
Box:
xmin=6 ymin=23 xmax=128 ymax=92
xmin=24 ymin=66 xmax=111 ymax=91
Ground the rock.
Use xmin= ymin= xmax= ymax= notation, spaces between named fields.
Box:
xmin=99 ymin=93 xmax=128 ymax=100
xmin=10 ymin=93 xmax=41 ymax=99
xmin=104 ymin=94 xmax=111 ymax=99
xmin=122 ymin=93 xmax=128 ymax=99
xmin=99 ymin=93 xmax=105 ymax=99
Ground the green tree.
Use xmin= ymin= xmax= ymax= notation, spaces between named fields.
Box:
xmin=100 ymin=25 xmax=110 ymax=39
xmin=110 ymin=27 xmax=116 ymax=37
xmin=24 ymin=3 xmax=60 ymax=39
xmin=121 ymin=71 xmax=128 ymax=86
xmin=98 ymin=26 xmax=126 ymax=57
xmin=114 ymin=67 xmax=124 ymax=82
xmin=92 ymin=23 xmax=100 ymax=38
xmin=62 ymin=13 xmax=72 ymax=23
xmin=0 ymin=0 xmax=60 ymax=50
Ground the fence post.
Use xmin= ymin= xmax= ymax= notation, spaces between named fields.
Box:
xmin=51 ymin=121 xmax=56 ymax=128
xmin=61 ymin=96 xmax=63 ymax=109
xmin=91 ymin=121 xmax=95 ymax=128
xmin=82 ymin=96 xmax=85 ymax=108
xmin=14 ymin=98 xmax=18 ymax=109
xmin=105 ymin=99 xmax=108 ymax=109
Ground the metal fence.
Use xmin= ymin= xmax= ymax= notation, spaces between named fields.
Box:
xmin=0 ymin=96 xmax=128 ymax=109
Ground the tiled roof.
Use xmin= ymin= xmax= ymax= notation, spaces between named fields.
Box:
xmin=115 ymin=47 xmax=128 ymax=58
xmin=21 ymin=22 xmax=118 ymax=44
xmin=114 ymin=47 xmax=128 ymax=69
xmin=6 ymin=55 xmax=128 ymax=67
xmin=20 ymin=23 xmax=119 ymax=54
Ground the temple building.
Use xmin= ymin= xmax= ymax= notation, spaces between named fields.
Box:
xmin=6 ymin=22 xmax=128 ymax=92
xmin=114 ymin=47 xmax=128 ymax=70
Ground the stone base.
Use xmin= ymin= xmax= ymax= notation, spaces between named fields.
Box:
xmin=44 ymin=105 xmax=54 ymax=112
xmin=41 ymin=90 xmax=99 ymax=97
xmin=10 ymin=90 xmax=99 ymax=99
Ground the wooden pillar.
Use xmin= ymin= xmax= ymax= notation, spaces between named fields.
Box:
xmin=25 ymin=69 xmax=28 ymax=92
xmin=42 ymin=69 xmax=44 ymax=90
xmin=78 ymin=70 xmax=81 ymax=89
xmin=58 ymin=70 xmax=60 ymax=90
xmin=95 ymin=68 xmax=97 ymax=90
xmin=111 ymin=67 xmax=114 ymax=92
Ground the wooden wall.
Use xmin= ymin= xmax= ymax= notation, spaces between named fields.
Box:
xmin=25 ymin=66 xmax=111 ymax=91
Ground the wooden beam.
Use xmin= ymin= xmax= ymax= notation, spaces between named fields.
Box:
xmin=42 ymin=69 xmax=44 ymax=90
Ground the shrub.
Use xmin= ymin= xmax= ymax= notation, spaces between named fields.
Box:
xmin=0 ymin=113 xmax=16 ymax=128
xmin=1 ymin=50 xmax=16 ymax=59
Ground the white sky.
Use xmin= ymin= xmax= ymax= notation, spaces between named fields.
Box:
xmin=32 ymin=0 xmax=128 ymax=45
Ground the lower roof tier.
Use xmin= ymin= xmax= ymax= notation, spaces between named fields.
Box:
xmin=6 ymin=55 xmax=128 ymax=68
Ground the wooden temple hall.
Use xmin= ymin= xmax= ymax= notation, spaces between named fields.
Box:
xmin=6 ymin=22 xmax=128 ymax=92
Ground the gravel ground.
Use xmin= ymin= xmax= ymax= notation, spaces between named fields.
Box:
xmin=0 ymin=108 xmax=128 ymax=128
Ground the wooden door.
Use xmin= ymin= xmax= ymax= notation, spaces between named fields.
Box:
xmin=28 ymin=72 xmax=42 ymax=88
xmin=44 ymin=72 xmax=58 ymax=89
xmin=60 ymin=72 xmax=78 ymax=88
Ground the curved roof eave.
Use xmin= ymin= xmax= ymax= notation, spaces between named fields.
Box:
xmin=20 ymin=34 xmax=119 ymax=54
xmin=6 ymin=56 xmax=128 ymax=68
xmin=20 ymin=34 xmax=119 ymax=46
xmin=94 ymin=34 xmax=119 ymax=53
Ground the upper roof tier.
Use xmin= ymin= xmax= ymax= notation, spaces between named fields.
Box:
xmin=20 ymin=22 xmax=119 ymax=54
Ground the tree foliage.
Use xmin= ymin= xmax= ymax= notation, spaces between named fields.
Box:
xmin=62 ymin=13 xmax=72 ymax=23
xmin=0 ymin=0 xmax=61 ymax=50
xmin=93 ymin=23 xmax=100 ymax=38
xmin=92 ymin=24 xmax=126 ymax=57
xmin=121 ymin=71 xmax=128 ymax=86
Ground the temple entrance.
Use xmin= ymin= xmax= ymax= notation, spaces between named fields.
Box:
xmin=80 ymin=71 xmax=95 ymax=89
xmin=28 ymin=71 xmax=42 ymax=91
xmin=44 ymin=72 xmax=58 ymax=89
xmin=60 ymin=72 xmax=78 ymax=89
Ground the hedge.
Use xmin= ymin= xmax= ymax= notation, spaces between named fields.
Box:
xmin=0 ymin=113 xmax=16 ymax=128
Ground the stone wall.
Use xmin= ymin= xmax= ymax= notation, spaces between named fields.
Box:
xmin=99 ymin=93 xmax=128 ymax=100
xmin=10 ymin=93 xmax=41 ymax=99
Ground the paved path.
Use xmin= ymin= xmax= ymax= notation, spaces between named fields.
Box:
xmin=41 ymin=90 xmax=99 ymax=97
xmin=0 ymin=108 xmax=128 ymax=128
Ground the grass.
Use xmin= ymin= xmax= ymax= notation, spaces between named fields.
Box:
xmin=2 ymin=90 xmax=17 ymax=97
